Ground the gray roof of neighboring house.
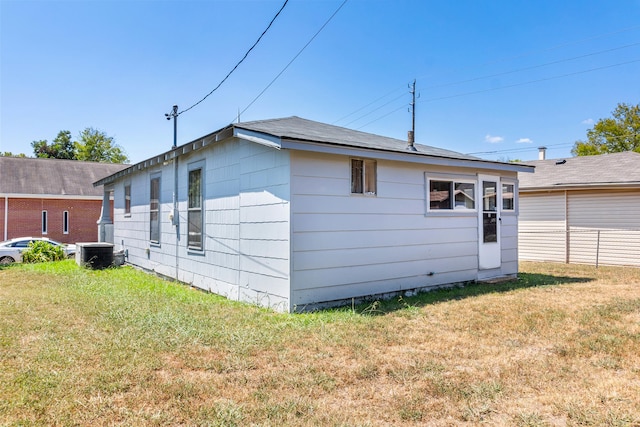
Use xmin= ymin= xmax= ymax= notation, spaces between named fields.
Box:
xmin=0 ymin=157 xmax=128 ymax=197
xmin=518 ymin=151 xmax=640 ymax=190
xmin=94 ymin=116 xmax=533 ymax=187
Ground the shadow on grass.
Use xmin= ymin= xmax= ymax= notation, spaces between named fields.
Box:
xmin=353 ymin=272 xmax=594 ymax=315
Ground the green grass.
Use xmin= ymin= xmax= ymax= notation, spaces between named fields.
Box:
xmin=1 ymin=260 xmax=640 ymax=425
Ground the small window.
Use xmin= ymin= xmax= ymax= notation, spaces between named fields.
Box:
xmin=429 ymin=179 xmax=475 ymax=210
xmin=351 ymin=158 xmax=377 ymax=195
xmin=63 ymin=211 xmax=69 ymax=234
xmin=124 ymin=184 xmax=131 ymax=215
xmin=42 ymin=211 xmax=48 ymax=234
xmin=502 ymin=183 xmax=515 ymax=211
xmin=188 ymin=168 xmax=203 ymax=250
xmin=150 ymin=177 xmax=160 ymax=243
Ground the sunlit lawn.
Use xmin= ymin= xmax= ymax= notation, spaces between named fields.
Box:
xmin=1 ymin=260 xmax=639 ymax=426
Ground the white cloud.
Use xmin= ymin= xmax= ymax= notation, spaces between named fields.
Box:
xmin=484 ymin=134 xmax=504 ymax=144
xmin=582 ymin=118 xmax=594 ymax=125
xmin=515 ymin=138 xmax=533 ymax=144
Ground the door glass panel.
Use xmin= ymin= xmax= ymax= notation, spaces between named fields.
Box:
xmin=483 ymin=181 xmax=497 ymax=243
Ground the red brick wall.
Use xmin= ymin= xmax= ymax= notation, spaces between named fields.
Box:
xmin=4 ymin=198 xmax=113 ymax=244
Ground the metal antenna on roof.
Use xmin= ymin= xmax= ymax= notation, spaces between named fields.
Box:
xmin=165 ymin=105 xmax=178 ymax=149
xmin=407 ymin=79 xmax=419 ymax=151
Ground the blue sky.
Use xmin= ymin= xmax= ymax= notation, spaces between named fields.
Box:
xmin=1 ymin=0 xmax=639 ymax=164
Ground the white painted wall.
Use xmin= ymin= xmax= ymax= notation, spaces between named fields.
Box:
xmin=568 ymin=190 xmax=640 ymax=267
xmin=289 ymin=151 xmax=519 ymax=309
xmin=112 ymin=138 xmax=291 ymax=311
xmin=519 ymin=189 xmax=640 ymax=267
xmin=111 ymin=141 xmax=521 ymax=312
xmin=518 ymin=192 xmax=567 ymax=262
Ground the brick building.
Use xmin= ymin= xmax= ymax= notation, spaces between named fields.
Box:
xmin=0 ymin=157 xmax=127 ymax=244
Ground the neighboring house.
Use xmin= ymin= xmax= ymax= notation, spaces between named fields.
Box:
xmin=0 ymin=157 xmax=127 ymax=244
xmin=518 ymin=150 xmax=640 ymax=267
xmin=94 ymin=116 xmax=533 ymax=312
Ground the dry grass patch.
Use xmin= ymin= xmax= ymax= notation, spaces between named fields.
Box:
xmin=1 ymin=260 xmax=639 ymax=426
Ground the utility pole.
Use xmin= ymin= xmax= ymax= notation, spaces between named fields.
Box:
xmin=165 ymin=104 xmax=180 ymax=277
xmin=407 ymin=79 xmax=418 ymax=151
xmin=165 ymin=105 xmax=178 ymax=148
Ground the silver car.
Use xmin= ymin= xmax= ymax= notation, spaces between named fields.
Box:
xmin=0 ymin=237 xmax=76 ymax=264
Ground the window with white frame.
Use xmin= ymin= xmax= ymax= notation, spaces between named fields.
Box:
xmin=351 ymin=158 xmax=377 ymax=195
xmin=63 ymin=211 xmax=69 ymax=234
xmin=150 ymin=176 xmax=160 ymax=243
xmin=428 ymin=178 xmax=475 ymax=210
xmin=187 ymin=167 xmax=203 ymax=250
xmin=124 ymin=184 xmax=131 ymax=215
xmin=42 ymin=211 xmax=48 ymax=234
xmin=502 ymin=182 xmax=515 ymax=211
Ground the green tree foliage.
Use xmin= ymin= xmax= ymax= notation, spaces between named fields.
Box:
xmin=0 ymin=152 xmax=27 ymax=157
xmin=32 ymin=130 xmax=76 ymax=159
xmin=75 ymin=128 xmax=129 ymax=163
xmin=572 ymin=103 xmax=640 ymax=156
xmin=30 ymin=128 xmax=129 ymax=163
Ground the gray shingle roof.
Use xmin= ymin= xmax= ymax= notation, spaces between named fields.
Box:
xmin=94 ymin=116 xmax=533 ymax=187
xmin=0 ymin=157 xmax=128 ymax=196
xmin=518 ymin=151 xmax=640 ymax=190
xmin=235 ymin=116 xmax=482 ymax=161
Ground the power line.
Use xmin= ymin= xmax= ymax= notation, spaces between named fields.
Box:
xmin=176 ymin=0 xmax=290 ymax=117
xmin=233 ymin=0 xmax=350 ymax=122
xmin=356 ymin=58 xmax=640 ymax=130
xmin=423 ymin=42 xmax=640 ymax=92
xmin=337 ymin=26 xmax=640 ymax=128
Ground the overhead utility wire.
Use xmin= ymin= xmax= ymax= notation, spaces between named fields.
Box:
xmin=351 ymin=42 xmax=639 ymax=128
xmin=177 ymin=0 xmax=290 ymax=116
xmin=233 ymin=0 xmax=349 ymax=122
xmin=338 ymin=27 xmax=640 ymax=127
xmin=424 ymin=42 xmax=640 ymax=91
xmin=357 ymin=58 xmax=640 ymax=130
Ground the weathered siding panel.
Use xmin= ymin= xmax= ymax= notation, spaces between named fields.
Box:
xmin=112 ymin=139 xmax=291 ymax=311
xmin=290 ymin=151 xmax=492 ymax=308
xmin=568 ymin=190 xmax=640 ymax=267
xmin=518 ymin=192 xmax=566 ymax=262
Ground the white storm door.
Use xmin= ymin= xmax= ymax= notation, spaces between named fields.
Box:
xmin=478 ymin=175 xmax=501 ymax=269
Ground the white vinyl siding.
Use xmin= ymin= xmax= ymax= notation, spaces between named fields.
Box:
xmin=291 ymin=151 xmax=493 ymax=308
xmin=518 ymin=192 xmax=566 ymax=262
xmin=567 ymin=191 xmax=640 ymax=266
xmin=519 ymin=189 xmax=640 ymax=267
xmin=111 ymin=139 xmax=291 ymax=312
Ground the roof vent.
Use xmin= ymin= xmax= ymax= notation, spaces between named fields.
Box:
xmin=555 ymin=159 xmax=567 ymax=165
xmin=538 ymin=146 xmax=547 ymax=160
xmin=407 ymin=131 xmax=417 ymax=152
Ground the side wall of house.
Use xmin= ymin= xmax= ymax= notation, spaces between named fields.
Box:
xmin=112 ymin=138 xmax=292 ymax=311
xmin=568 ymin=189 xmax=640 ymax=267
xmin=518 ymin=189 xmax=640 ymax=267
xmin=289 ymin=151 xmax=519 ymax=309
xmin=518 ymin=192 xmax=567 ymax=262
xmin=3 ymin=197 xmax=106 ymax=244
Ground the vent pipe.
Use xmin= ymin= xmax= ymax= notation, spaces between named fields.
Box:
xmin=407 ymin=131 xmax=417 ymax=151
xmin=538 ymin=146 xmax=547 ymax=160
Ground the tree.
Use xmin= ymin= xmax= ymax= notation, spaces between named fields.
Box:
xmin=75 ymin=128 xmax=129 ymax=163
xmin=1 ymin=152 xmax=27 ymax=157
xmin=32 ymin=130 xmax=76 ymax=160
xmin=572 ymin=103 xmax=640 ymax=156
xmin=30 ymin=128 xmax=129 ymax=163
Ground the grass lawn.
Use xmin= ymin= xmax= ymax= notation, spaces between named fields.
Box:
xmin=1 ymin=260 xmax=639 ymax=426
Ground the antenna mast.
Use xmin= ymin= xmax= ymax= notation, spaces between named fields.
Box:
xmin=407 ymin=79 xmax=418 ymax=151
